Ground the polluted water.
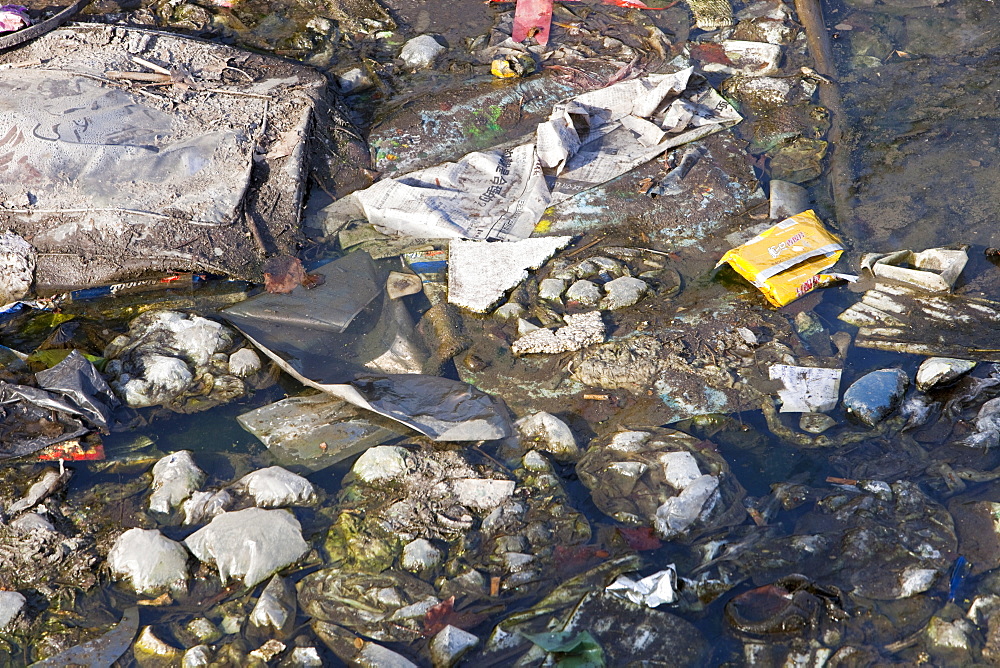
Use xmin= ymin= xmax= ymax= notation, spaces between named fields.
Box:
xmin=0 ymin=0 xmax=999 ymax=665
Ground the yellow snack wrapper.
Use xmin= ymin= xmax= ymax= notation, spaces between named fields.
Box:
xmin=716 ymin=210 xmax=844 ymax=307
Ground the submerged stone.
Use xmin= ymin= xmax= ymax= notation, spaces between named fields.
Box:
xmin=916 ymin=357 xmax=976 ymax=391
xmin=561 ymin=591 xmax=707 ymax=665
xmin=577 ymin=428 xmax=745 ymax=540
xmin=0 ymin=591 xmax=25 ymax=631
xmin=843 ymin=368 xmax=909 ymax=426
xmin=514 ymin=411 xmax=580 ymax=461
xmin=352 ymin=445 xmax=411 ymax=484
xmin=431 ymin=625 xmax=479 ymax=667
xmin=300 ymin=570 xmax=437 ymax=643
xmin=108 ymin=528 xmax=190 ymax=595
xmin=184 ymin=508 xmax=309 ymax=587
xmin=401 ymin=538 xmax=443 ymax=572
xmin=600 ymin=276 xmax=649 ymax=310
xmin=400 ymin=35 xmax=445 ymax=70
xmin=134 ymin=626 xmax=183 ymax=666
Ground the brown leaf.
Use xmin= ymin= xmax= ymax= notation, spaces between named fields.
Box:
xmin=618 ymin=526 xmax=662 ymax=551
xmin=688 ymin=43 xmax=733 ymax=66
xmin=553 ymin=544 xmax=610 ymax=576
xmin=263 ymin=255 xmax=307 ymax=293
xmin=263 ymin=255 xmax=323 ymax=293
xmin=422 ymin=596 xmax=488 ymax=637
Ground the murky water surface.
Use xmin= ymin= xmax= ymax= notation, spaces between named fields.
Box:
xmin=3 ymin=0 xmax=1000 ymax=664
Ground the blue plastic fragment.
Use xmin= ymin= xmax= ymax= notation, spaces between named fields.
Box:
xmin=949 ymin=555 xmax=971 ymax=603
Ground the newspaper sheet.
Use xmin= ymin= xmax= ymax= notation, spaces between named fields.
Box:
xmin=345 ymin=68 xmax=741 ymax=240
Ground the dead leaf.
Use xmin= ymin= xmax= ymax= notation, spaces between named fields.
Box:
xmin=422 ymin=596 xmax=488 ymax=636
xmin=263 ymin=256 xmax=324 ymax=293
xmin=689 ymin=43 xmax=734 ymax=66
xmin=618 ymin=527 xmax=662 ymax=551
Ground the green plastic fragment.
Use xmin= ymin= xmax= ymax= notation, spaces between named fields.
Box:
xmin=521 ymin=630 xmax=605 ymax=667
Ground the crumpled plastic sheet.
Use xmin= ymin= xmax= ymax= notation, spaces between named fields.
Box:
xmin=0 ymin=382 xmax=89 ymax=458
xmin=0 ymin=349 xmax=135 ymax=459
xmin=606 ymin=567 xmax=679 ymax=608
xmin=35 ymin=349 xmax=127 ymax=432
xmin=30 ymin=607 xmax=138 ymax=667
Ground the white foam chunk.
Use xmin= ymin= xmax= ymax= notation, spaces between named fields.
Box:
xmin=448 ymin=237 xmax=573 ymax=313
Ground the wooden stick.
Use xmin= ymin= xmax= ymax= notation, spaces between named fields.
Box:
xmin=793 ymin=0 xmax=853 ymax=229
xmin=105 ymin=71 xmax=171 ymax=83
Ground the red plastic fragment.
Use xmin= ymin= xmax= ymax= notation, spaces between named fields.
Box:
xmin=497 ymin=0 xmax=655 ymax=8
xmin=37 ymin=439 xmax=105 ymax=461
xmin=512 ymin=0 xmax=554 ymax=45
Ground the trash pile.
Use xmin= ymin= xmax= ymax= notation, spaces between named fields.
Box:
xmin=1 ymin=0 xmax=1000 ymax=665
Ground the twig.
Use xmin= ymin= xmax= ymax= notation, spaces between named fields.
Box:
xmin=792 ymin=0 xmax=852 ymax=228
xmin=131 ymin=56 xmax=171 ymax=76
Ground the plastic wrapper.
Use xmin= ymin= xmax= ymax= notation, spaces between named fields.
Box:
xmin=606 ymin=566 xmax=678 ymax=607
xmin=716 ymin=210 xmax=845 ymax=307
xmin=0 ymin=5 xmax=29 ymax=33
xmin=35 ymin=349 xmax=123 ymax=432
xmin=0 ymin=382 xmax=89 ymax=458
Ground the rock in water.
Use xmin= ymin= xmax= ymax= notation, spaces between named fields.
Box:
xmin=149 ymin=451 xmax=205 ymax=514
xmin=184 ymin=508 xmax=309 ymax=587
xmin=916 ymin=357 xmax=976 ymax=391
xmin=108 ymin=528 xmax=190 ymax=595
xmin=843 ymin=368 xmax=909 ymax=427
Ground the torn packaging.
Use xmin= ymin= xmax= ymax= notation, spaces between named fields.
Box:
xmin=0 ymin=25 xmax=357 ymax=290
xmin=715 ymin=210 xmax=845 ymax=307
xmin=346 ymin=69 xmax=740 ymax=240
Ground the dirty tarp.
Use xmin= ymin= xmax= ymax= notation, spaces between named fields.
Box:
xmin=0 ymin=25 xmax=348 ymax=290
xmin=222 ymin=252 xmax=512 ymax=441
xmin=332 ymin=67 xmax=741 ymax=240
